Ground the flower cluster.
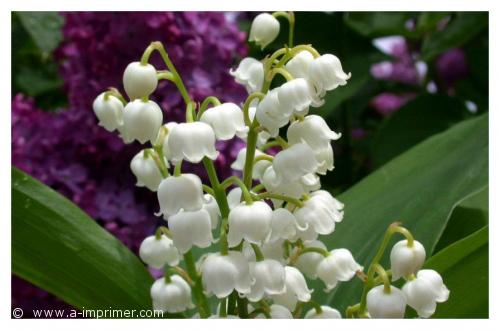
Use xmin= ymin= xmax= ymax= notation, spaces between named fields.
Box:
xmin=93 ymin=12 xmax=448 ymax=318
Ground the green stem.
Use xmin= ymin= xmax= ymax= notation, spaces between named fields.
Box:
xmin=372 ymin=263 xmax=391 ymax=293
xmin=198 ymin=96 xmax=222 ymax=120
xmin=251 ymin=243 xmax=264 ymax=261
xmin=253 ymin=154 xmax=274 ymax=163
xmin=156 ymin=71 xmax=175 ymax=82
xmin=183 ymin=251 xmax=210 ymax=318
xmin=202 ymin=184 xmax=215 ymax=196
xmin=104 ymin=88 xmax=127 ymax=105
xmin=220 ymin=176 xmax=253 ymax=204
xmin=298 ymin=247 xmax=330 ymax=258
xmin=272 ymin=11 xmax=295 ymax=47
xmin=251 ymin=183 xmax=266 ymax=193
xmin=219 ymin=297 xmax=227 ymax=317
xmin=242 ymin=92 xmax=265 ymax=126
xmin=152 ymin=146 xmax=169 ymax=178
xmin=185 ymin=101 xmax=196 ymax=123
xmin=257 ymin=192 xmax=304 ymax=207
xmin=174 ymin=160 xmax=182 ymax=177
xmin=242 ymin=121 xmax=260 ymax=188
xmin=236 ymin=295 xmax=248 ymax=318
xmin=262 ymin=68 xmax=294 ymax=92
xmin=155 ymin=226 xmax=172 ymax=239
xmin=227 ymin=293 xmax=237 ymax=315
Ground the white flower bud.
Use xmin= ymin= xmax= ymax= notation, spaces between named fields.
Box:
xmin=295 ymin=240 xmax=327 ymax=279
xmin=201 ymin=251 xmax=251 ymax=298
xmin=227 ymin=187 xmax=242 ymax=209
xmin=273 ymin=142 xmax=319 ymax=183
xmin=227 ymin=201 xmax=273 ymax=247
xmin=202 ymin=194 xmax=221 ymax=229
xmin=294 ymin=190 xmax=344 ymax=236
xmin=256 ymin=89 xmax=292 ymax=137
xmin=157 ymin=174 xmax=204 ymax=217
xmin=139 ymin=235 xmax=180 ymax=268
xmin=309 ymin=54 xmax=351 ymax=92
xmin=287 ymin=115 xmax=341 ymax=151
xmin=271 ymin=266 xmax=312 ymax=311
xmin=402 ymin=269 xmax=450 ymax=318
xmin=229 ymin=57 xmax=264 ymax=93
xmin=151 ymin=275 xmax=194 ymax=313
xmin=231 ymin=148 xmax=272 ymax=180
xmin=168 ymin=209 xmax=213 ymax=253
xmin=269 ymin=208 xmax=298 ymax=242
xmin=249 ymin=13 xmax=280 ymax=49
xmin=121 ymin=99 xmax=163 ymax=144
xmin=390 ymin=240 xmax=426 ymax=281
xmin=285 ymin=51 xmax=314 ymax=79
xmin=277 ymin=78 xmax=316 ymax=115
xmin=317 ymin=249 xmax=363 ymax=291
xmin=367 ymin=285 xmax=407 ymax=318
xmin=255 ymin=304 xmax=293 ymax=319
xmin=200 ymin=103 xmax=249 ymax=140
xmin=123 ymin=62 xmax=158 ymax=100
xmin=167 ymin=122 xmax=219 ymax=163
xmin=161 ymin=122 xmax=178 ymax=160
xmin=247 ymin=259 xmax=286 ymax=302
xmin=305 ymin=306 xmax=342 ymax=319
xmin=92 ymin=92 xmax=124 ymax=132
xmin=130 ymin=150 xmax=165 ymax=192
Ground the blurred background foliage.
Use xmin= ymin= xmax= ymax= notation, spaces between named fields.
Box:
xmin=11 ymin=11 xmax=488 ymax=317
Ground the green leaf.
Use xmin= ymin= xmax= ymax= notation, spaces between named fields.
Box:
xmin=16 ymin=11 xmax=64 ymax=54
xmin=12 ymin=167 xmax=153 ymax=310
xmin=344 ymin=12 xmax=417 ymax=38
xmin=318 ymin=114 xmax=488 ymax=311
xmin=372 ymin=94 xmax=469 ymax=167
xmin=421 ymin=12 xmax=488 ymax=61
xmin=415 ymin=12 xmax=450 ymax=34
xmin=420 ymin=226 xmax=488 ymax=318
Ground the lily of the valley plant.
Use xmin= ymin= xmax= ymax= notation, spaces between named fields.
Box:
xmin=93 ymin=12 xmax=449 ymax=319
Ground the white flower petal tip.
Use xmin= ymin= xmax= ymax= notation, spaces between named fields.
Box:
xmin=390 ymin=239 xmax=426 ymax=281
xmin=151 ymin=275 xmax=194 ymax=313
xmin=200 ymin=103 xmax=248 ymax=140
xmin=227 ymin=201 xmax=273 ymax=247
xmin=287 ymin=115 xmax=341 ymax=150
xmin=271 ymin=266 xmax=313 ymax=311
xmin=92 ymin=92 xmax=124 ymax=132
xmin=294 ymin=190 xmax=344 ymax=236
xmin=317 ymin=248 xmax=363 ymax=291
xmin=121 ymin=99 xmax=163 ymax=144
xmin=249 ymin=13 xmax=280 ymax=50
xmin=403 ymin=269 xmax=449 ymax=318
xmin=139 ymin=235 xmax=180 ymax=268
xmin=309 ymin=54 xmax=351 ymax=92
xmin=123 ymin=62 xmax=158 ymax=100
xmin=167 ymin=122 xmax=219 ymax=163
xmin=367 ymin=285 xmax=407 ymax=318
xmin=247 ymin=259 xmax=286 ymax=302
xmin=230 ymin=57 xmax=264 ymax=93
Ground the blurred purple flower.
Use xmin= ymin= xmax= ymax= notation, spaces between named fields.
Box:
xmin=12 ymin=12 xmax=249 ymax=315
xmin=370 ymin=92 xmax=416 ymax=117
xmin=435 ymin=48 xmax=468 ymax=90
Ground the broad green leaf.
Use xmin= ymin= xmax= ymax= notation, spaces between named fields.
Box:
xmin=318 ymin=114 xmax=488 ymax=311
xmin=12 ymin=167 xmax=154 ymax=310
xmin=343 ymin=12 xmax=417 ymax=38
xmin=415 ymin=226 xmax=488 ymax=318
xmin=16 ymin=12 xmax=64 ymax=54
xmin=421 ymin=12 xmax=488 ymax=61
xmin=372 ymin=94 xmax=469 ymax=167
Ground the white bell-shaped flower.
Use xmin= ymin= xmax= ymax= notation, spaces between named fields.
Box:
xmin=291 ymin=222 xmax=319 ymax=243
xmin=305 ymin=306 xmax=342 ymax=319
xmin=390 ymin=240 xmax=426 ymax=281
xmin=242 ymin=240 xmax=286 ymax=265
xmin=285 ymin=51 xmax=314 ymax=79
xmin=294 ymin=190 xmax=343 ymax=236
xmin=247 ymin=104 xmax=272 ymax=146
xmin=309 ymin=54 xmax=351 ymax=92
xmin=92 ymin=92 xmax=124 ymax=132
xmin=295 ymin=240 xmax=327 ymax=279
xmin=367 ymin=285 xmax=407 ymax=318
xmin=200 ymin=103 xmax=249 ymax=140
xmin=247 ymin=259 xmax=286 ymax=302
xmin=231 ymin=148 xmax=272 ymax=180
xmin=161 ymin=122 xmax=178 ymax=160
xmin=261 ymin=166 xmax=316 ymax=201
xmin=271 ymin=266 xmax=312 ymax=311
xmin=201 ymin=251 xmax=251 ymax=298
xmin=202 ymin=194 xmax=221 ymax=229
xmin=151 ymin=275 xmax=194 ymax=313
xmin=315 ymin=145 xmax=335 ymax=175
xmin=229 ymin=57 xmax=264 ymax=94
xmin=227 ymin=187 xmax=242 ymax=209
xmin=130 ymin=150 xmax=166 ymax=192
xmin=402 ymin=269 xmax=450 ymax=318
xmin=255 ymin=304 xmax=293 ymax=319
xmin=139 ymin=235 xmax=180 ymax=269
xmin=122 ymin=99 xmax=163 ymax=144
xmin=227 ymin=201 xmax=273 ymax=247
xmin=168 ymin=208 xmax=213 ymax=253
xmin=287 ymin=115 xmax=341 ymax=151
xmin=277 ymin=78 xmax=316 ymax=115
xmin=249 ymin=13 xmax=280 ymax=49
xmin=256 ymin=89 xmax=292 ymax=137
xmin=269 ymin=208 xmax=298 ymax=242
xmin=123 ymin=62 xmax=158 ymax=100
xmin=273 ymin=142 xmax=319 ymax=183
xmin=317 ymin=248 xmax=363 ymax=291
xmin=157 ymin=174 xmax=204 ymax=217
xmin=167 ymin=122 xmax=218 ymax=163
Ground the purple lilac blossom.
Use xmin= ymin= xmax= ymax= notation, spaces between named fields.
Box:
xmin=12 ymin=12 xmax=248 ymax=315
xmin=435 ymin=48 xmax=468 ymax=90
xmin=370 ymin=92 xmax=416 ymax=117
